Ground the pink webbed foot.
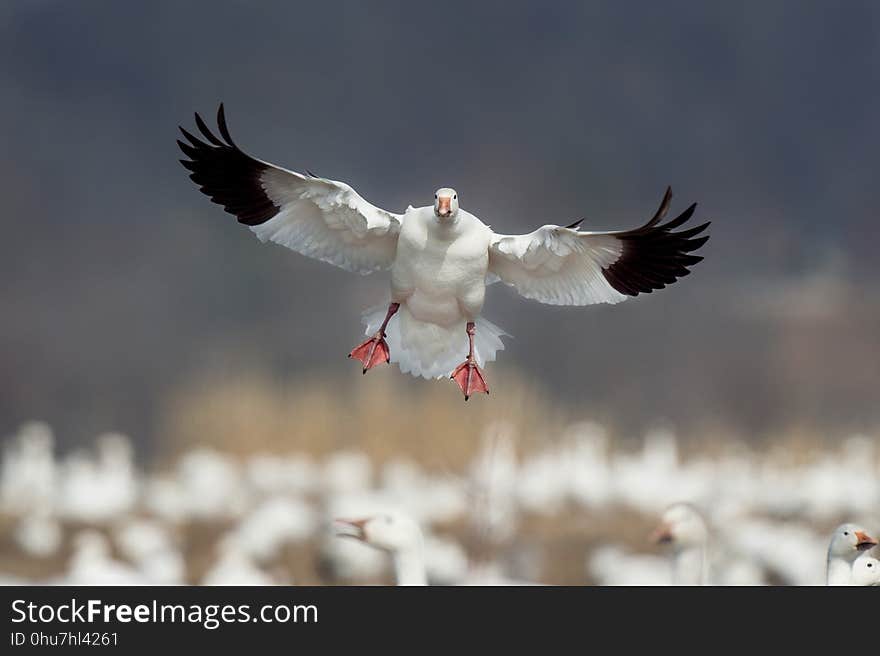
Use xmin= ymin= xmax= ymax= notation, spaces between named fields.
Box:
xmin=348 ymin=333 xmax=390 ymax=374
xmin=451 ymin=358 xmax=489 ymax=400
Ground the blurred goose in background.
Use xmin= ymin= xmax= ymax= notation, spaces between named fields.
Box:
xmin=57 ymin=434 xmax=137 ymax=522
xmin=850 ymin=557 xmax=880 ymax=586
xmin=61 ymin=530 xmax=148 ymax=586
xmin=335 ymin=510 xmax=539 ymax=586
xmin=722 ymin=517 xmax=824 ymax=585
xmin=321 ymin=451 xmax=373 ymax=495
xmin=651 ymin=503 xmax=709 ymax=585
xmin=13 ymin=503 xmax=62 ymax=558
xmin=201 ymin=534 xmax=278 ymax=586
xmin=245 ymin=453 xmax=319 ymax=497
xmin=826 ymin=523 xmax=878 ymax=585
xmin=0 ymin=422 xmax=56 ymax=514
xmin=336 ymin=513 xmax=427 ymax=586
xmin=588 ymin=546 xmax=671 ymax=586
xmin=179 ymin=105 xmax=709 ymax=399
xmin=175 ymin=447 xmax=249 ymax=521
xmin=230 ymin=496 xmax=316 ymax=562
xmin=113 ymin=519 xmax=185 ymax=585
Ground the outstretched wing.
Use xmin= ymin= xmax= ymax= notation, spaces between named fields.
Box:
xmin=178 ymin=104 xmax=403 ymax=274
xmin=488 ymin=188 xmax=710 ymax=306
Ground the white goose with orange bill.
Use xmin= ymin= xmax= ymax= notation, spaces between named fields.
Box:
xmin=335 ymin=513 xmax=427 ymax=586
xmin=825 ymin=523 xmax=878 ymax=585
xmin=651 ymin=502 xmax=710 ymax=585
xmin=179 ymin=105 xmax=710 ymax=399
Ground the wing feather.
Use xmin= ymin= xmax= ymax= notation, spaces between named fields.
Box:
xmin=178 ymin=104 xmax=402 ymax=274
xmin=488 ymin=188 xmax=710 ymax=306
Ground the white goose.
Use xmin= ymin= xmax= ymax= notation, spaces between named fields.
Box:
xmin=651 ymin=503 xmax=710 ymax=585
xmin=850 ymin=557 xmax=880 ymax=586
xmin=825 ymin=523 xmax=878 ymax=585
xmin=335 ymin=513 xmax=427 ymax=586
xmin=179 ymin=105 xmax=710 ymax=399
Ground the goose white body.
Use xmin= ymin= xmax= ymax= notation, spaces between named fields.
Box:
xmin=379 ymin=206 xmax=505 ymax=378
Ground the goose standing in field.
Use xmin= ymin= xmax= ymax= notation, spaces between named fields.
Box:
xmin=850 ymin=557 xmax=880 ymax=586
xmin=178 ymin=105 xmax=710 ymax=399
xmin=825 ymin=523 xmax=878 ymax=585
xmin=335 ymin=513 xmax=427 ymax=585
xmin=650 ymin=503 xmax=710 ymax=585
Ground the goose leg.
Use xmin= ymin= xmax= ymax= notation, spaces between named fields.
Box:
xmin=348 ymin=303 xmax=399 ymax=373
xmin=451 ymin=321 xmax=489 ymax=400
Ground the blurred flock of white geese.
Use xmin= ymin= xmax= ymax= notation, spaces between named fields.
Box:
xmin=1 ymin=420 xmax=878 ymax=586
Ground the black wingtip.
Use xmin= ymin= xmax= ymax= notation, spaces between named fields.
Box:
xmin=194 ymin=111 xmax=224 ymax=146
xmin=178 ymin=126 xmax=204 ymax=148
xmin=216 ymin=103 xmax=234 ymax=146
xmin=601 ymin=190 xmax=710 ymax=297
xmin=644 ymin=186 xmax=673 ymax=229
xmin=177 ymin=104 xmax=281 ymax=226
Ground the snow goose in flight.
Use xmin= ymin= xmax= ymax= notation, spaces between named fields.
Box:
xmin=179 ymin=105 xmax=710 ymax=399
xmin=826 ymin=523 xmax=878 ymax=585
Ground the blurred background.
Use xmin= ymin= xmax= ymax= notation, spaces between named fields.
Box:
xmin=0 ymin=1 xmax=878 ymax=585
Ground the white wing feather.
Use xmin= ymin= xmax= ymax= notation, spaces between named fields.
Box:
xmin=489 ymin=227 xmax=627 ymax=306
xmin=254 ymin=170 xmax=402 ymax=274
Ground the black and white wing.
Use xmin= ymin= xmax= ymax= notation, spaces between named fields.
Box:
xmin=178 ymin=104 xmax=403 ymax=274
xmin=488 ymin=188 xmax=710 ymax=306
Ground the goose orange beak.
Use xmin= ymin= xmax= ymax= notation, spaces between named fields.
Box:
xmin=855 ymin=530 xmax=878 ymax=550
xmin=437 ymin=196 xmax=451 ymax=216
xmin=335 ymin=517 xmax=369 ymax=541
xmin=650 ymin=523 xmax=674 ymax=544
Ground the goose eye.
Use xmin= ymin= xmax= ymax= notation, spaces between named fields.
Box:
xmin=453 ymin=194 xmax=457 ymax=200
xmin=844 ymin=531 xmax=849 ymax=536
xmin=868 ymin=563 xmax=874 ymax=568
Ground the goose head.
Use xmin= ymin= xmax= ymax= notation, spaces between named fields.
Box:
xmin=335 ymin=512 xmax=423 ymax=554
xmin=851 ymin=557 xmax=880 ymax=586
xmin=650 ymin=503 xmax=708 ymax=550
xmin=827 ymin=523 xmax=877 ymax=561
xmin=433 ymin=188 xmax=459 ymax=221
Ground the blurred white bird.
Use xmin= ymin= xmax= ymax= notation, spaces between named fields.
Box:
xmin=0 ymin=422 xmax=56 ymax=514
xmin=61 ymin=530 xmax=148 ymax=586
xmin=321 ymin=451 xmax=373 ymax=495
xmin=335 ymin=512 xmax=427 ymax=585
xmin=114 ymin=519 xmax=185 ymax=585
xmin=651 ymin=503 xmax=710 ymax=585
xmin=175 ymin=448 xmax=249 ymax=520
xmin=231 ymin=496 xmax=316 ymax=562
xmin=179 ymin=105 xmax=709 ymax=398
xmin=201 ymin=535 xmax=277 ymax=586
xmin=13 ymin=505 xmax=62 ymax=558
xmin=57 ymin=434 xmax=137 ymax=522
xmin=245 ymin=453 xmax=319 ymax=496
xmin=850 ymin=557 xmax=880 ymax=586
